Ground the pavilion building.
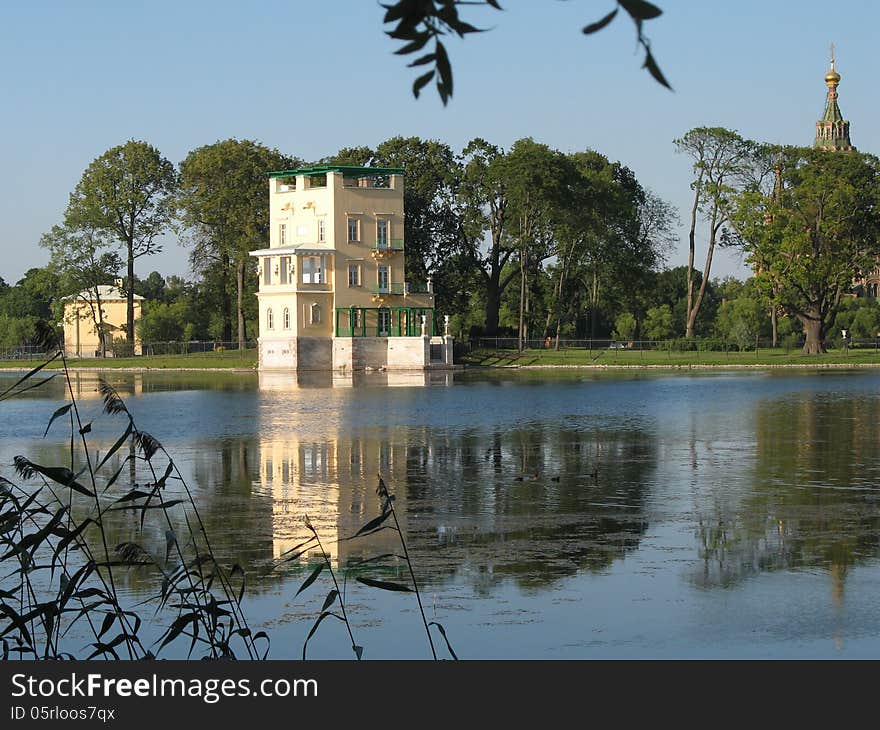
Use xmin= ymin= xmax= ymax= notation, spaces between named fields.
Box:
xmin=249 ymin=166 xmax=453 ymax=371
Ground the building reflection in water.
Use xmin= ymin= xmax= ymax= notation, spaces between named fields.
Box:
xmin=251 ymin=372 xmax=658 ymax=594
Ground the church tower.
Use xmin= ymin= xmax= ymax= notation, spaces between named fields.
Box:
xmin=814 ymin=45 xmax=855 ymax=151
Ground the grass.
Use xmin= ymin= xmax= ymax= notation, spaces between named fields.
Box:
xmin=0 ymin=349 xmax=257 ymax=370
xmin=462 ymin=346 xmax=880 ymax=368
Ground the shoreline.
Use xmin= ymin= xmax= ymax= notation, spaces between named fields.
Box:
xmin=3 ymin=362 xmax=880 ymax=373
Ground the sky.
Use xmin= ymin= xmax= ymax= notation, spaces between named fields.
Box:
xmin=1 ymin=0 xmax=878 ymax=286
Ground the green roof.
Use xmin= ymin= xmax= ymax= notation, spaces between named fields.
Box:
xmin=268 ymin=165 xmax=405 ymax=178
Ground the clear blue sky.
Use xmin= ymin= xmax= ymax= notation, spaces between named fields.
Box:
xmin=1 ymin=0 xmax=877 ymax=285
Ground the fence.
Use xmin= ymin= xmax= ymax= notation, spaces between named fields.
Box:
xmin=0 ymin=341 xmax=257 ymax=360
xmin=466 ymin=337 xmax=880 ymax=354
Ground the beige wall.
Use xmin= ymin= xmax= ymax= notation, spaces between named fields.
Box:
xmin=63 ymin=297 xmax=141 ymax=357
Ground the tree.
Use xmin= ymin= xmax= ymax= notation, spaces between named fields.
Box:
xmin=382 ymin=0 xmax=669 ymax=105
xmin=728 ymin=147 xmax=880 ymax=354
xmin=63 ymin=140 xmax=177 ymax=345
xmin=41 ymin=224 xmax=123 ymax=357
xmin=459 ymin=138 xmax=513 ymax=335
xmin=674 ymin=128 xmax=763 ymax=338
xmin=715 ymin=296 xmax=765 ymax=350
xmin=502 ymin=139 xmax=569 ymax=351
xmin=178 ymin=139 xmax=296 ymax=349
xmin=373 ymin=136 xmax=463 ymax=292
xmin=643 ymin=304 xmax=674 ymax=340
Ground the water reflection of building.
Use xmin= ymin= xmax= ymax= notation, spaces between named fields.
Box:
xmin=258 ymin=369 xmax=452 ymax=391
xmin=256 ymin=373 xmax=657 ymax=591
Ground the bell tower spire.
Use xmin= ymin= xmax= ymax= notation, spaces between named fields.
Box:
xmin=815 ymin=43 xmax=855 ymax=151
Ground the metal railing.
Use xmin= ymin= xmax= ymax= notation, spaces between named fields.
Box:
xmin=369 ymin=283 xmax=405 ymax=295
xmin=372 ymin=238 xmax=405 ymax=252
xmin=466 ymin=337 xmax=880 ymax=354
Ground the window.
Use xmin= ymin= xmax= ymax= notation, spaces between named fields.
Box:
xmin=348 ymin=263 xmax=361 ymax=287
xmin=266 ymin=308 xmax=274 ymax=330
xmin=302 ymin=255 xmax=326 ymax=284
xmin=283 ymin=307 xmax=290 ymax=329
xmin=279 ymin=256 xmax=288 ymax=284
xmin=263 ymin=257 xmax=272 ymax=285
xmin=310 ymin=303 xmax=321 ymax=325
xmin=279 ymin=224 xmax=287 ymax=246
xmin=378 ymin=308 xmax=391 ymax=336
xmin=377 ymin=219 xmax=389 ymax=249
xmin=350 ymin=308 xmax=362 ymax=328
xmin=377 ymin=265 xmax=389 ymax=292
xmin=348 ymin=218 xmax=359 ymax=242
xmin=285 ymin=256 xmax=295 ymax=284
xmin=318 ymin=219 xmax=326 ymax=243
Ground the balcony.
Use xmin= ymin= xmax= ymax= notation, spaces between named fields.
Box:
xmin=369 ymin=283 xmax=405 ymax=296
xmin=370 ymin=238 xmax=405 ymax=258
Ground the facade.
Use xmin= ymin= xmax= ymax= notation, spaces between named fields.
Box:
xmin=62 ymin=284 xmax=142 ymax=358
xmin=249 ymin=166 xmax=453 ymax=371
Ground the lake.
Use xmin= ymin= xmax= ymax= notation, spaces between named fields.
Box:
xmin=3 ymin=366 xmax=880 ymax=659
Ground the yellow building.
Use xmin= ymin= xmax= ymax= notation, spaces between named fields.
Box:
xmin=249 ymin=166 xmax=453 ymax=370
xmin=62 ymin=284 xmax=142 ymax=357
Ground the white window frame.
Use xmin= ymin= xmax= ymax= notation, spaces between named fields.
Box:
xmin=376 ymin=219 xmax=389 ymax=249
xmin=283 ymin=307 xmax=290 ymax=330
xmin=348 ymin=263 xmax=361 ymax=287
xmin=348 ymin=217 xmax=359 ymax=242
xmin=318 ymin=219 xmax=326 ymax=243
xmin=377 ymin=264 xmax=389 ymax=292
xmin=301 ymin=255 xmax=326 ymax=284
xmin=263 ymin=257 xmax=272 ymax=285
xmin=266 ymin=308 xmax=274 ymax=330
xmin=279 ymin=223 xmax=287 ymax=246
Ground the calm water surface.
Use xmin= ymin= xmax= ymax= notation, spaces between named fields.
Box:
xmin=3 ymin=367 xmax=880 ymax=659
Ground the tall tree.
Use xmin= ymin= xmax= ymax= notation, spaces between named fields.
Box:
xmin=674 ymin=127 xmax=761 ymax=338
xmin=459 ymin=138 xmax=513 ymax=335
xmin=501 ymin=139 xmax=568 ymax=350
xmin=63 ymin=140 xmax=177 ymax=345
xmin=373 ymin=136 xmax=463 ymax=291
xmin=728 ymin=147 xmax=880 ymax=354
xmin=41 ymin=224 xmax=122 ymax=357
xmin=178 ymin=139 xmax=296 ymax=349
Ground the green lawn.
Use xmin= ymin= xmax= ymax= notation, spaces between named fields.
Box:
xmin=0 ymin=349 xmax=258 ymax=370
xmin=462 ymin=346 xmax=880 ymax=367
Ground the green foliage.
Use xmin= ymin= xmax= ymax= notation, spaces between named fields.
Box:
xmin=382 ymin=0 xmax=668 ymax=105
xmin=178 ymin=139 xmax=296 ymax=348
xmin=137 ymin=301 xmax=194 ymax=342
xmin=729 ymin=147 xmax=880 ymax=353
xmin=716 ymin=296 xmax=765 ymax=350
xmin=613 ymin=312 xmax=636 ymax=341
xmin=643 ymin=304 xmax=675 ymax=340
xmin=62 ymin=140 xmax=178 ymax=344
xmin=832 ymin=297 xmax=880 ymax=339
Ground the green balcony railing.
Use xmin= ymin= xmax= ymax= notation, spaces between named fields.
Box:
xmin=373 ymin=238 xmax=405 ymax=252
xmin=370 ymin=283 xmax=405 ymax=295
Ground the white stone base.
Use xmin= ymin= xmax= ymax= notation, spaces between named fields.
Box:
xmin=260 ymin=335 xmax=454 ymax=371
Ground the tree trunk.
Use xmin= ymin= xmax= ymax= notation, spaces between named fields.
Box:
xmin=770 ymin=307 xmax=778 ymax=348
xmin=220 ymin=252 xmax=232 ymax=342
xmin=685 ymin=176 xmax=701 ymax=339
xmin=518 ymin=247 xmax=526 ymax=353
xmin=126 ymin=242 xmax=135 ymax=347
xmin=236 ymin=259 xmax=245 ymax=350
xmin=801 ymin=315 xmax=825 ymax=354
xmin=485 ymin=281 xmax=500 ymax=336
xmin=686 ymin=210 xmax=719 ymax=338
